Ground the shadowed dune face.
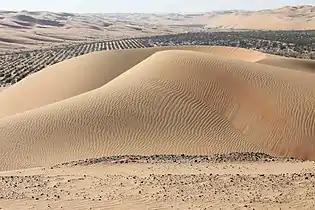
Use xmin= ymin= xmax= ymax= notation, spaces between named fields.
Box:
xmin=258 ymin=57 xmax=315 ymax=73
xmin=0 ymin=46 xmax=315 ymax=171
xmin=0 ymin=49 xmax=157 ymax=118
xmin=13 ymin=15 xmax=65 ymax=27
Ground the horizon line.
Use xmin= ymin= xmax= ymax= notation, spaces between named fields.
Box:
xmin=0 ymin=4 xmax=313 ymax=14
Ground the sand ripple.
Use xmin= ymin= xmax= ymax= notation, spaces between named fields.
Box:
xmin=0 ymin=46 xmax=314 ymax=171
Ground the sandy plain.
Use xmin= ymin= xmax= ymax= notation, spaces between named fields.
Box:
xmin=0 ymin=153 xmax=315 ymax=210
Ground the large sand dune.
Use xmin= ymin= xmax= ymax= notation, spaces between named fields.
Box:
xmin=0 ymin=46 xmax=315 ymax=171
xmin=0 ymin=46 xmax=265 ymax=118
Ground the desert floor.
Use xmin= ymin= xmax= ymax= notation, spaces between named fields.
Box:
xmin=0 ymin=153 xmax=314 ymax=210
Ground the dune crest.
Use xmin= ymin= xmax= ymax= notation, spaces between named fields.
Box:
xmin=0 ymin=47 xmax=315 ymax=170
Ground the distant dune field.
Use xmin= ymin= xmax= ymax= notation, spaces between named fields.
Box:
xmin=1 ymin=5 xmax=315 ymax=52
xmin=0 ymin=46 xmax=315 ymax=171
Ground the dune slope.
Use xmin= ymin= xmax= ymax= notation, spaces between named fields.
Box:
xmin=258 ymin=57 xmax=315 ymax=73
xmin=0 ymin=46 xmax=265 ymax=118
xmin=0 ymin=48 xmax=315 ymax=171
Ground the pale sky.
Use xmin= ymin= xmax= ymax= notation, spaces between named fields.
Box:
xmin=1 ymin=0 xmax=314 ymax=13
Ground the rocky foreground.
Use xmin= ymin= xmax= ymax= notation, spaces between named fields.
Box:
xmin=55 ymin=152 xmax=303 ymax=167
xmin=0 ymin=153 xmax=314 ymax=210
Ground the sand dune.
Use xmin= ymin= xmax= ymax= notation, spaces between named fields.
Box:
xmin=0 ymin=46 xmax=265 ymax=118
xmin=258 ymin=57 xmax=315 ymax=72
xmin=1 ymin=5 xmax=315 ymax=51
xmin=0 ymin=46 xmax=315 ymax=171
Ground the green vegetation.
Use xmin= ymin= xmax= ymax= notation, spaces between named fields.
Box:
xmin=1 ymin=30 xmax=315 ymax=87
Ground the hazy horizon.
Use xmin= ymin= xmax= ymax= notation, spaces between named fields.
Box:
xmin=0 ymin=0 xmax=314 ymax=13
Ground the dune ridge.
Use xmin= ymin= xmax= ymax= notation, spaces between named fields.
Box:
xmin=0 ymin=46 xmax=315 ymax=171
